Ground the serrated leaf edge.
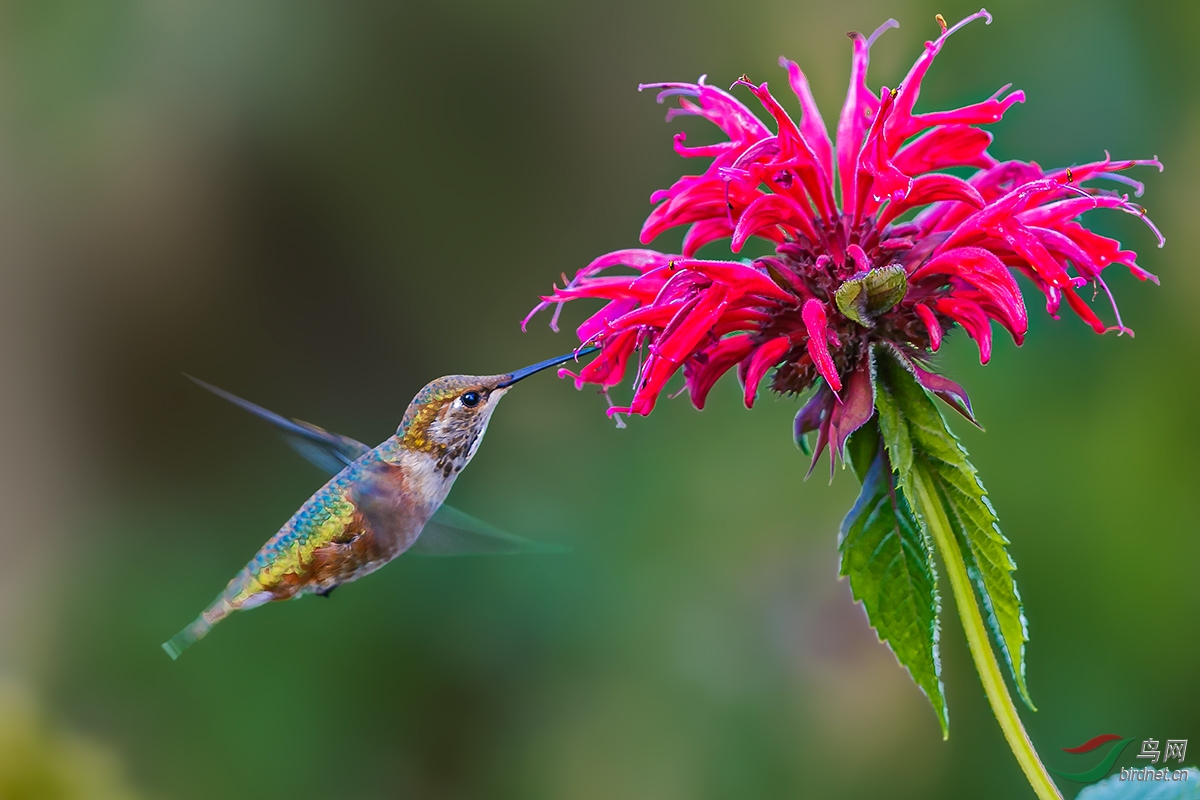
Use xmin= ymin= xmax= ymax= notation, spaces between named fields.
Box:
xmin=873 ymin=350 xmax=1033 ymax=709
xmin=840 ymin=450 xmax=949 ymax=736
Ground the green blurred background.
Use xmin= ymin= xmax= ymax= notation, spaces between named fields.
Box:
xmin=0 ymin=0 xmax=1194 ymax=798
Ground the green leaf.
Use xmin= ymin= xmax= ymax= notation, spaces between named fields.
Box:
xmin=846 ymin=417 xmax=881 ymax=483
xmin=839 ymin=436 xmax=948 ymax=737
xmin=873 ymin=350 xmax=1033 ymax=709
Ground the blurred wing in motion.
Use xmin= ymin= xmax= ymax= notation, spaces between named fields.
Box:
xmin=411 ymin=504 xmax=568 ymax=556
xmin=186 ymin=374 xmax=371 ymax=473
xmin=346 ymin=459 xmax=567 ymax=557
xmin=187 ymin=374 xmax=564 ymax=557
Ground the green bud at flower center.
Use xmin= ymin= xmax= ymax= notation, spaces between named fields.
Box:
xmin=834 ymin=265 xmax=909 ymax=328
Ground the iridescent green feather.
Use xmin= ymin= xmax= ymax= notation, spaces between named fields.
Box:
xmin=162 ymin=463 xmax=365 ymax=660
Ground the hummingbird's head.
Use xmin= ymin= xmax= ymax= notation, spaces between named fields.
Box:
xmin=397 ymin=348 xmax=596 ymax=478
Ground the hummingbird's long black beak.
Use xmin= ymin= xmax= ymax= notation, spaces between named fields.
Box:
xmin=497 ymin=346 xmax=600 ymax=388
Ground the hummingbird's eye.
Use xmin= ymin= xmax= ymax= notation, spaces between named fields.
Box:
xmin=461 ymin=390 xmax=482 ymax=408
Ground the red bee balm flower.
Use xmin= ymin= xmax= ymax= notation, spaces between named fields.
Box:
xmin=526 ymin=9 xmax=1161 ymax=467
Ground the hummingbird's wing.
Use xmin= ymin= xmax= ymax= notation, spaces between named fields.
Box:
xmin=186 ymin=375 xmax=370 ymax=473
xmin=188 ymin=375 xmax=565 ymax=557
xmin=411 ymin=504 xmax=569 ymax=556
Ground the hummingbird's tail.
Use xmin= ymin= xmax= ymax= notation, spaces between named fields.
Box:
xmin=162 ymin=597 xmax=236 ymax=660
xmin=162 ymin=616 xmax=212 ymax=660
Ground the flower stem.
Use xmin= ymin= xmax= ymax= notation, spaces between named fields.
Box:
xmin=910 ymin=467 xmax=1063 ymax=800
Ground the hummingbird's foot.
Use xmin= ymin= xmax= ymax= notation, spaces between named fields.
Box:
xmin=315 ymin=585 xmax=337 ymax=598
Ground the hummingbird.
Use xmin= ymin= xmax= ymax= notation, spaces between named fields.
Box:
xmin=163 ymin=348 xmax=595 ymax=659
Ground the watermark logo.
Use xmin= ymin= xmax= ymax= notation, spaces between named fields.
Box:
xmin=1052 ymin=734 xmax=1189 ymax=784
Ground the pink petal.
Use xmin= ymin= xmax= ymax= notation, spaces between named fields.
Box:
xmin=733 ymin=78 xmax=835 ymax=219
xmin=885 ymin=9 xmax=997 ymax=142
xmin=565 ymin=329 xmax=639 ymax=389
xmin=682 ymin=218 xmax=734 ymax=256
xmin=856 ymin=87 xmax=911 ymax=214
xmin=732 ymin=193 xmax=819 ymax=251
xmin=878 ymin=173 xmax=985 ymax=227
xmin=685 ymin=334 xmax=756 ymax=409
xmin=1060 ymin=284 xmax=1107 ymax=333
xmin=653 ymin=285 xmax=731 ymax=364
xmin=883 ymin=343 xmax=977 ymax=425
xmin=794 ymin=383 xmax=835 ymax=439
xmin=779 ymin=57 xmax=834 ymax=181
xmin=935 ymin=296 xmax=993 ymax=363
xmin=801 ymin=299 xmax=842 ymax=392
xmin=642 ymin=79 xmax=771 ymax=144
xmin=828 ymin=355 xmax=876 ymax=460
xmin=577 ymin=298 xmax=640 ymax=343
xmin=742 ymin=335 xmax=792 ymax=408
xmin=911 ymin=246 xmax=1027 ymax=339
xmin=896 ymin=86 xmax=1024 ymax=142
xmin=914 ymin=303 xmax=942 ymax=350
xmin=793 ymin=383 xmax=837 ymax=478
xmin=673 ymin=259 xmax=797 ymax=303
xmin=836 ymin=20 xmax=898 ymax=214
xmin=642 ymin=176 xmax=759 ymax=243
xmin=892 ymin=125 xmax=994 ymax=175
